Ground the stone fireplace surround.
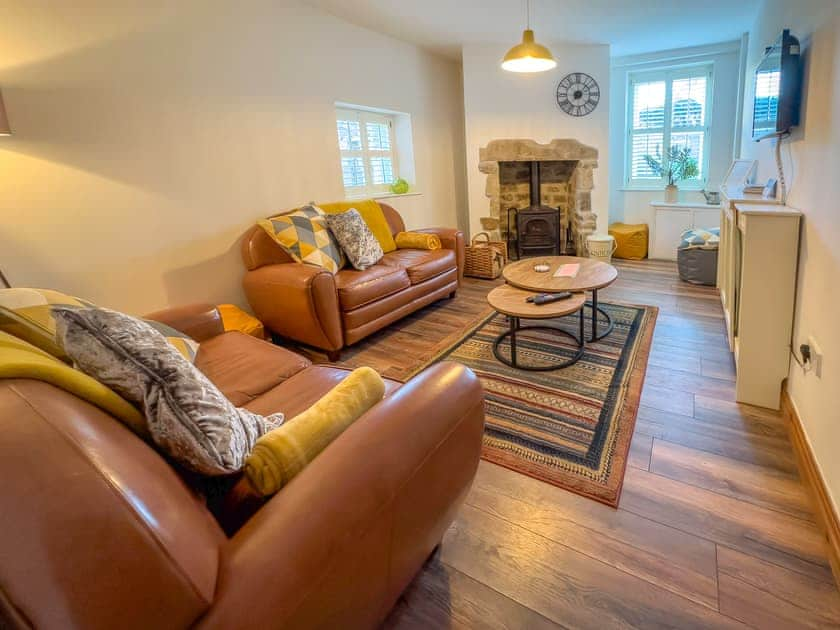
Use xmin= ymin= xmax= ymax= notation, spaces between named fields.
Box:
xmin=478 ymin=139 xmax=598 ymax=255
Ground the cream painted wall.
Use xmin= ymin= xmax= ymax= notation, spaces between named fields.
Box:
xmin=462 ymin=43 xmax=610 ymax=238
xmin=739 ymin=1 xmax=840 ymax=511
xmin=609 ymin=42 xmax=743 ymax=226
xmin=0 ymin=0 xmax=467 ymax=313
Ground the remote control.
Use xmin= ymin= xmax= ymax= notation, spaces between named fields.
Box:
xmin=527 ymin=292 xmax=573 ymax=305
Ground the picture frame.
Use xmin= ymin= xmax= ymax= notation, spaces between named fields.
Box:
xmin=763 ymin=178 xmax=778 ymax=199
xmin=722 ymin=159 xmax=757 ymax=191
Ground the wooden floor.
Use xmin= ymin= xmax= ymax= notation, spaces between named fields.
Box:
xmin=310 ymin=259 xmax=840 ymax=629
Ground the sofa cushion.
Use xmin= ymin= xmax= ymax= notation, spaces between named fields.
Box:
xmin=395 ymin=231 xmax=442 ymax=250
xmin=244 ymin=364 xmax=401 ymax=419
xmin=325 ymin=208 xmax=384 ymax=271
xmin=379 ymin=248 xmax=457 ymax=284
xmin=319 ymin=199 xmax=397 ymax=253
xmin=0 ymin=288 xmax=199 ymax=364
xmin=257 ymin=205 xmax=345 ymax=274
xmin=245 ymin=367 xmax=386 ymax=496
xmin=196 ymin=331 xmax=310 ymax=406
xmin=53 ymin=306 xmax=284 ymax=476
xmin=334 ymin=265 xmax=410 ymax=311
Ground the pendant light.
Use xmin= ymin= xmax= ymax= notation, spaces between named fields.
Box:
xmin=501 ymin=0 xmax=556 ymax=73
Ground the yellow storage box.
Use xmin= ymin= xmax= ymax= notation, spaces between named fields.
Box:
xmin=609 ymin=223 xmax=649 ymax=260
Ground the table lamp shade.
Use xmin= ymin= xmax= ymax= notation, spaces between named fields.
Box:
xmin=0 ymin=90 xmax=11 ymax=136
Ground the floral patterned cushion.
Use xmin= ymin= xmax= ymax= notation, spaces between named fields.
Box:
xmin=325 ymin=208 xmax=384 ymax=270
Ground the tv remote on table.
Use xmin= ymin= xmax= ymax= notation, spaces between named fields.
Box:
xmin=526 ymin=292 xmax=572 ymax=305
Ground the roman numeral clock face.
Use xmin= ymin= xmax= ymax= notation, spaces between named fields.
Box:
xmin=556 ymin=72 xmax=600 ymax=117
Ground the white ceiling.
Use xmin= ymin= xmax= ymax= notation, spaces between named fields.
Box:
xmin=305 ymin=0 xmax=761 ymax=58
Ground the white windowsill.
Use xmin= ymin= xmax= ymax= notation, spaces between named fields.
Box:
xmin=621 ymin=184 xmax=707 ymax=192
xmin=345 ymin=191 xmax=423 ymax=201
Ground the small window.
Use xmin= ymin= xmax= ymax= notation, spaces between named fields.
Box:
xmin=336 ymin=108 xmax=399 ymax=196
xmin=626 ymin=65 xmax=713 ymax=188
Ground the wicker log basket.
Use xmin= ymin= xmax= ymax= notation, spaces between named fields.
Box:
xmin=464 ymin=232 xmax=508 ymax=279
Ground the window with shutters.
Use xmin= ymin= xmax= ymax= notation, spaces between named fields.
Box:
xmin=625 ymin=65 xmax=713 ymax=189
xmin=336 ymin=107 xmax=399 ymax=197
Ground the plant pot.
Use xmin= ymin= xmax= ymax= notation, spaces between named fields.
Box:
xmin=665 ymin=184 xmax=679 ymax=203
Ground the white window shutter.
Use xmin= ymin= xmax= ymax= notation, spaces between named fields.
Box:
xmin=626 ymin=66 xmax=713 ymax=187
xmin=336 ymin=107 xmax=399 ymax=196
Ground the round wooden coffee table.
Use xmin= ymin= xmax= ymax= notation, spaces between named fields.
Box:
xmin=487 ymin=284 xmax=587 ymax=371
xmin=503 ymin=256 xmax=618 ymax=342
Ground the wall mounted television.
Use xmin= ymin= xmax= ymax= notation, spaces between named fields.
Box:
xmin=752 ymin=29 xmax=803 ymax=141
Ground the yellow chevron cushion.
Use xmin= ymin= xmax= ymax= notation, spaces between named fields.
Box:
xmin=0 ymin=288 xmax=199 ymax=364
xmin=0 ymin=331 xmax=148 ymax=437
xmin=245 ymin=366 xmax=385 ymax=496
xmin=258 ymin=205 xmax=345 ymax=273
xmin=318 ymin=199 xmax=397 ymax=253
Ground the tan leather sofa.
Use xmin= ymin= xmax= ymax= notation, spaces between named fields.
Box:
xmin=0 ymin=304 xmax=485 ymax=629
xmin=241 ymin=203 xmax=465 ymax=360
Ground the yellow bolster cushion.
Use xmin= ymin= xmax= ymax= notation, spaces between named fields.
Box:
xmin=0 ymin=331 xmax=148 ymax=438
xmin=318 ymin=199 xmax=397 ymax=253
xmin=395 ymin=231 xmax=442 ymax=251
xmin=245 ymin=366 xmax=385 ymax=496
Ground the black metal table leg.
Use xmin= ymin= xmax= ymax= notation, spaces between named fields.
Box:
xmin=492 ymin=313 xmax=585 ymax=371
xmin=510 ymin=316 xmax=517 ymax=368
xmin=585 ymin=289 xmax=615 ymax=342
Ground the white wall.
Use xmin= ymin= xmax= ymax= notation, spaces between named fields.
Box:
xmin=738 ymin=1 xmax=840 ymax=512
xmin=0 ymin=0 xmax=467 ymax=313
xmin=462 ymin=43 xmax=610 ymax=238
xmin=609 ymin=42 xmax=743 ymax=226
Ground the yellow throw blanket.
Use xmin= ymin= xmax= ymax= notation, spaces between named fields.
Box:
xmin=395 ymin=231 xmax=442 ymax=251
xmin=245 ymin=366 xmax=385 ymax=496
xmin=0 ymin=331 xmax=148 ymax=437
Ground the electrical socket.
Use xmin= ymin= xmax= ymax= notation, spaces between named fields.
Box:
xmin=807 ymin=335 xmax=823 ymax=378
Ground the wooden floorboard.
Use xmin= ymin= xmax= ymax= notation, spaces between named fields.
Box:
xmin=309 ymin=259 xmax=840 ymax=628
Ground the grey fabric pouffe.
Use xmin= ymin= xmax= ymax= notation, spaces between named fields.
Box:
xmin=677 ymin=228 xmax=720 ymax=286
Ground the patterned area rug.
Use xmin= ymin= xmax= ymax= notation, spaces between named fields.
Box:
xmin=416 ymin=301 xmax=657 ymax=507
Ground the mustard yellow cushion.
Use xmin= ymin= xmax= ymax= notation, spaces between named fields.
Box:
xmin=258 ymin=205 xmax=345 ymax=274
xmin=318 ymin=200 xmax=397 ymax=253
xmin=395 ymin=231 xmax=442 ymax=251
xmin=218 ymin=304 xmax=265 ymax=339
xmin=245 ymin=366 xmax=385 ymax=496
xmin=0 ymin=331 xmax=148 ymax=437
xmin=0 ymin=288 xmax=94 ymax=359
xmin=0 ymin=288 xmax=200 ymax=363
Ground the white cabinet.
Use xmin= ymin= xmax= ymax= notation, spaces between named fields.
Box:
xmin=717 ymin=188 xmax=800 ymax=410
xmin=649 ymin=202 xmax=722 ymax=261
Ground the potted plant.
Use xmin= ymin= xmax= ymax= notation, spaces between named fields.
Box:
xmin=644 ymin=146 xmax=699 ymax=203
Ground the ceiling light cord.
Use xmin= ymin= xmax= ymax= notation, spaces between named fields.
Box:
xmin=527 ymin=0 xmax=531 ymax=30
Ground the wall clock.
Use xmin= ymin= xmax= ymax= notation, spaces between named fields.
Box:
xmin=556 ymin=73 xmax=600 ymax=117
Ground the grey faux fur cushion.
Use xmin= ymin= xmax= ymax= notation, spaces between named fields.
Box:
xmin=52 ymin=306 xmax=283 ymax=475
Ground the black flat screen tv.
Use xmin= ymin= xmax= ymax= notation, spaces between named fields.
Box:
xmin=752 ymin=29 xmax=803 ymax=141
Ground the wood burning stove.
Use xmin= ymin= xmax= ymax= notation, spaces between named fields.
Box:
xmin=508 ymin=161 xmax=561 ymax=259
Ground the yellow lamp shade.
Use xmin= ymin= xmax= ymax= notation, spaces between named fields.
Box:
xmin=501 ymin=29 xmax=557 ymax=73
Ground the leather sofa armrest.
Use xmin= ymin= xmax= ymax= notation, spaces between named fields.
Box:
xmin=144 ymin=303 xmax=224 ymax=342
xmin=415 ymin=227 xmax=465 ymax=285
xmin=199 ymin=362 xmax=485 ymax=629
xmin=242 ymin=263 xmax=343 ymax=352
